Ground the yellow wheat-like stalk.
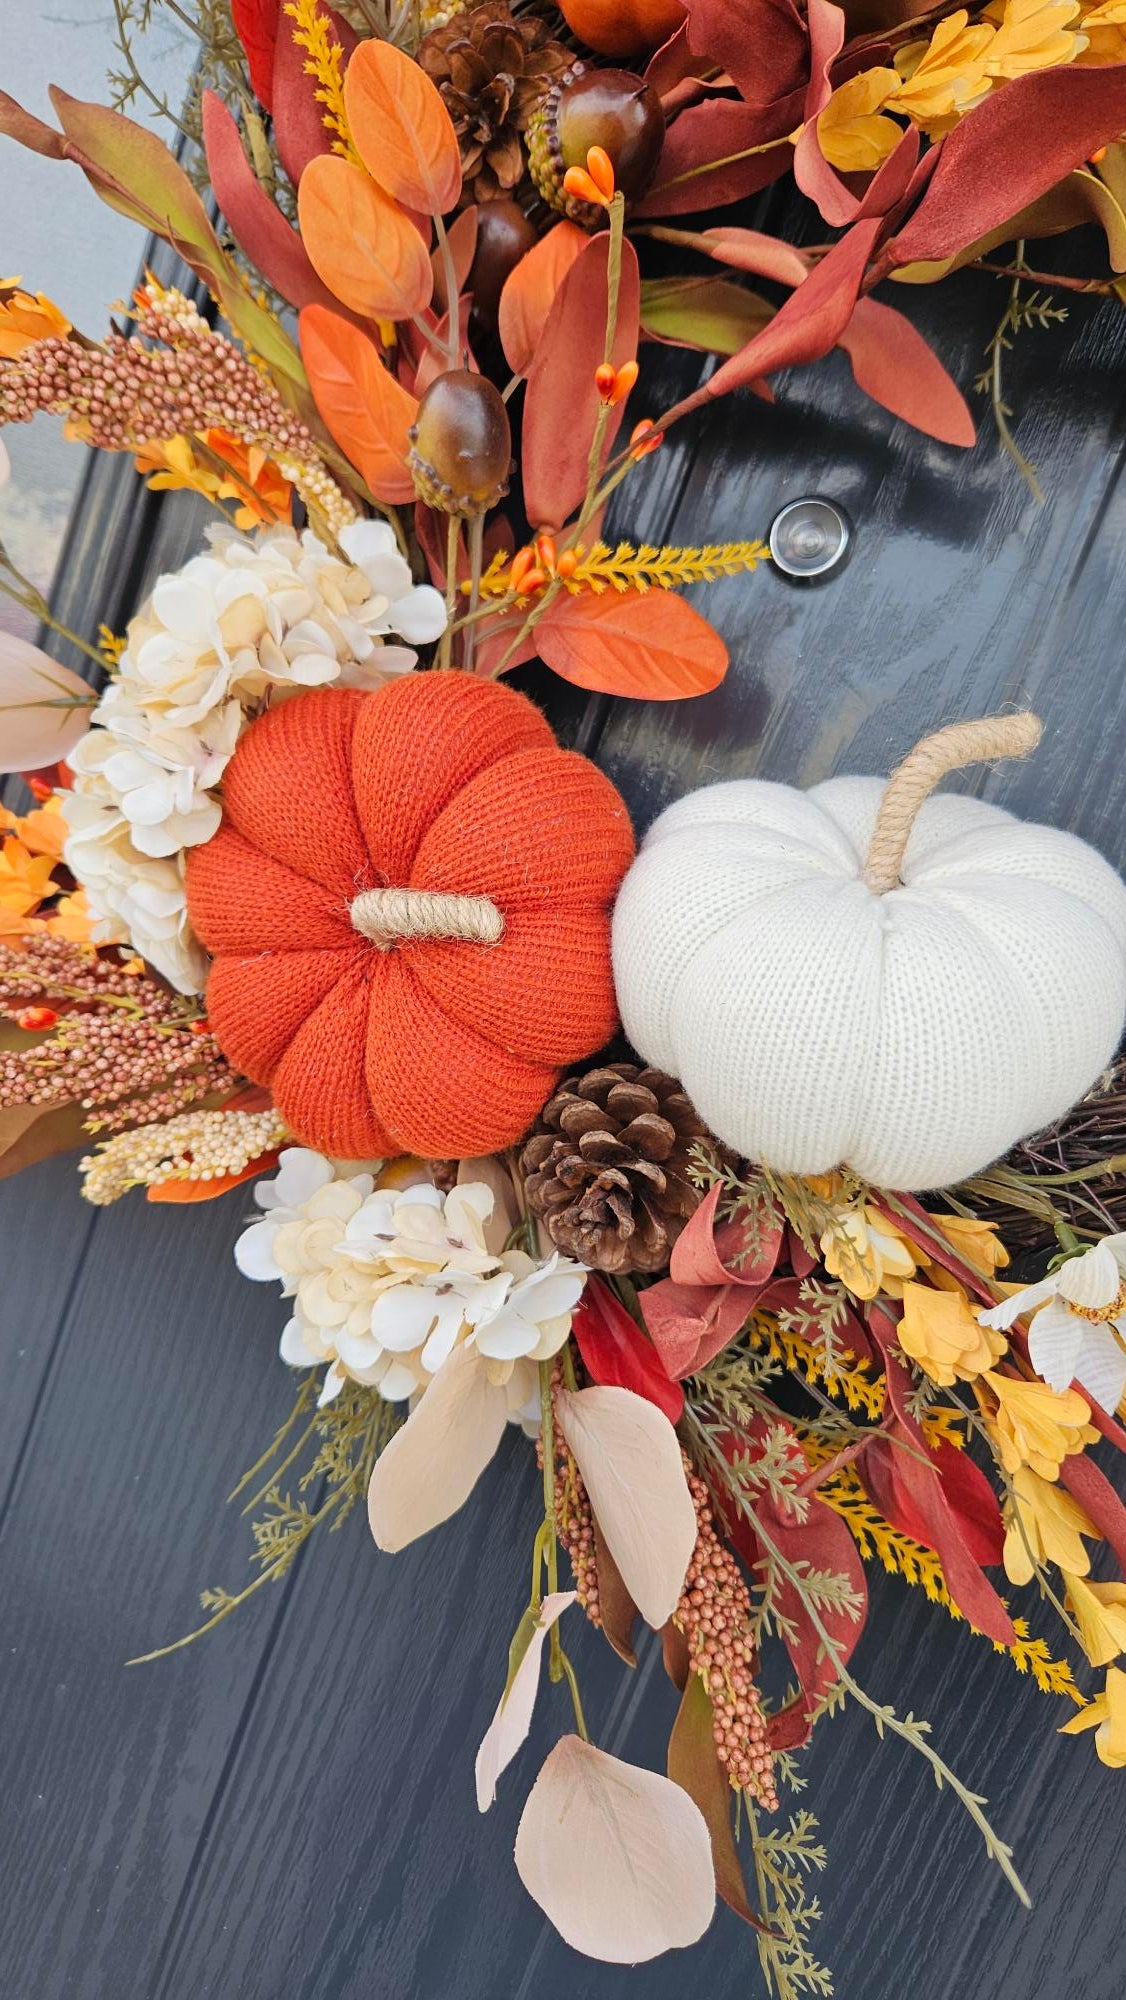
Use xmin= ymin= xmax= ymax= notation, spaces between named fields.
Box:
xmin=476 ymin=540 xmax=770 ymax=601
xmin=749 ymin=1316 xmax=888 ymax=1420
xmin=284 ymin=0 xmax=361 ymax=164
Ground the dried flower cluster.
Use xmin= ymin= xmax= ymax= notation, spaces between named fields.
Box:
xmin=80 ymin=1104 xmax=287 ymax=1204
xmin=0 ymin=935 xmax=233 ymax=1130
xmin=678 ymin=1459 xmax=777 ymax=1809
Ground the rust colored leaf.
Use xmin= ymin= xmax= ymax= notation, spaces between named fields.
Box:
xmin=648 ymin=223 xmax=810 ymax=286
xmin=837 ymin=296 xmax=975 ymax=445
xmin=298 ymin=153 xmax=433 ymax=321
xmin=521 ymin=232 xmax=640 ymax=531
xmin=201 ymin=90 xmax=343 ymax=314
xmin=887 ymin=62 xmax=1126 ymax=268
xmin=636 ymin=98 xmax=793 ymax=217
xmin=668 ymin=1672 xmax=768 ymax=1930
xmin=344 ymin=36 xmax=462 ymax=215
xmin=231 ymin=0 xmax=279 ymax=110
xmin=272 ymin=3 xmax=358 ymax=187
xmin=147 ymin=1153 xmax=281 ymax=1203
xmin=299 ymin=304 xmax=418 ymax=500
xmin=498 ymin=220 xmax=588 ymax=376
xmin=432 ymin=205 xmax=478 ymax=314
xmin=792 ymin=0 xmax=852 ymax=226
xmin=592 ymin=1513 xmax=640 ymax=1667
xmin=683 ymin=0 xmax=809 ymax=110
xmin=536 ymin=586 xmax=728 ymax=700
xmin=893 ymin=166 xmax=1126 ymax=282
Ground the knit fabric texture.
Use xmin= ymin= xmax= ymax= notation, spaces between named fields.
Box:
xmin=612 ymin=772 xmax=1126 ymax=1191
xmin=186 ymin=674 xmax=635 ymax=1159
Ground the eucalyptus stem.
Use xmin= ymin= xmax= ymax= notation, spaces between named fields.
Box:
xmin=432 ymin=209 xmax=463 ymax=369
xmin=539 ymin=1359 xmax=564 ymax=1682
xmin=438 ymin=514 xmax=460 ymax=669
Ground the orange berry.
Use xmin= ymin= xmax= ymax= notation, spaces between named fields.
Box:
xmin=629 ymin=417 xmax=663 ymax=457
xmin=585 ymin=145 xmax=616 ymax=202
xmin=509 ymin=545 xmax=537 ymax=590
xmin=594 ymin=361 xmax=617 ymax=399
xmin=562 ymin=165 xmax=606 ymax=208
xmin=190 ymin=1017 xmax=212 ymax=1036
xmin=25 ymin=776 xmax=54 ymax=802
xmin=535 ymin=531 xmax=557 ymax=571
xmin=519 ymin=566 xmax=549 ymax=593
xmin=16 ymin=1005 xmax=58 ymax=1031
xmin=1091 ymin=145 xmax=1108 ymax=163
xmin=556 ymin=548 xmax=579 ymax=579
xmin=610 ymin=359 xmax=639 ymax=404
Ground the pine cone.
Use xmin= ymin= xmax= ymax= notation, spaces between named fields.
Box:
xmin=418 ymin=1 xmax=572 ymax=203
xmin=521 ymin=1063 xmax=714 ymax=1274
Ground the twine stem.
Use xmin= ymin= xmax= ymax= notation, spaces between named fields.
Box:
xmin=350 ymin=885 xmax=504 ymax=949
xmin=863 ymin=712 xmax=1043 ymax=894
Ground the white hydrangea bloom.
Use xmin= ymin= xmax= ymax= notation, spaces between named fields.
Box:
xmin=235 ymin=1151 xmax=586 ymax=1410
xmin=61 ymin=520 xmax=447 ymax=987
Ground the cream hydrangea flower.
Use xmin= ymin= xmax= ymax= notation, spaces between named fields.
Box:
xmin=979 ymin=1233 xmax=1126 ymax=1414
xmin=61 ymin=519 xmax=447 ymax=990
xmin=235 ymin=1152 xmax=585 ymax=1409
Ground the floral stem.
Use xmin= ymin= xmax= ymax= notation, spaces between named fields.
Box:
xmin=646 ymin=131 xmax=799 ymax=201
xmin=432 ymin=209 xmax=463 ymax=368
xmin=438 ymin=514 xmax=460 ymax=669
xmin=462 ymin=512 xmax=485 ymax=674
xmin=539 ymin=1359 xmax=564 ymax=1682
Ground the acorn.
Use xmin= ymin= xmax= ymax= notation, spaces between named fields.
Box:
xmin=406 ymin=369 xmax=512 ymax=517
xmin=527 ymin=65 xmax=664 ymax=227
xmin=469 ymin=199 xmax=538 ymax=331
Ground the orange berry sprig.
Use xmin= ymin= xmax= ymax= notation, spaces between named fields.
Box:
xmin=594 ymin=358 xmax=639 ymax=405
xmin=563 ymin=144 xmax=616 ymax=210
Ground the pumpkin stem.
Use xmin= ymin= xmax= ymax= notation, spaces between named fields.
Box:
xmin=863 ymin=712 xmax=1043 ymax=894
xmin=350 ymin=886 xmax=505 ymax=949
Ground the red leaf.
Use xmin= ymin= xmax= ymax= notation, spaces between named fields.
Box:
xmin=792 ymin=0 xmax=850 ymax=226
xmin=572 ymin=1276 xmax=685 ymax=1424
xmin=231 ymin=0 xmax=279 ymax=110
xmin=201 ymin=91 xmax=343 ymax=314
xmin=636 ymin=99 xmax=793 ymax=216
xmin=498 ymin=221 xmax=588 ymax=376
xmin=299 ymin=305 xmax=417 ymax=500
xmin=682 ymin=0 xmax=809 ymax=111
xmin=521 ymin=232 xmax=640 ymax=531
xmin=535 ymin=586 xmax=728 ymax=700
xmin=641 ymin=1274 xmax=757 ymax=1377
xmin=654 ymin=224 xmax=810 ymax=287
xmin=720 ymin=1417 xmax=867 ymax=1745
xmin=670 ymin=1184 xmax=784 ymax=1288
xmin=887 ymin=62 xmax=1126 ymax=268
xmin=837 ymin=296 xmax=975 ymax=446
xmin=1059 ymin=1453 xmax=1126 ymax=1574
xmin=272 ymin=1 xmax=357 ymax=188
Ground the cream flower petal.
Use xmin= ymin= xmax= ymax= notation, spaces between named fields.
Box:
xmin=317 ymin=1360 xmax=348 ymax=1407
xmin=376 ymin=1358 xmax=422 ymax=1402
xmin=234 ymin=1217 xmax=283 ymax=1281
xmin=371 ymin=1282 xmax=440 ymax=1353
xmin=1058 ymin=1241 xmax=1122 ymax=1310
xmin=389 ymin=584 xmax=448 ymax=644
xmin=272 ymin=1148 xmax=336 ymax=1207
xmin=420 ymin=1296 xmax=468 ymax=1374
xmin=1027 ymin=1296 xmax=1086 ymax=1391
xmin=279 ymin=1316 xmax=319 ymax=1367
xmin=509 ymin=1259 xmax=587 ymax=1324
xmin=474 ymin=1309 xmax=540 ymax=1362
xmin=979 ymin=1273 xmax=1059 ymax=1330
xmin=1076 ymin=1324 xmax=1126 ymax=1415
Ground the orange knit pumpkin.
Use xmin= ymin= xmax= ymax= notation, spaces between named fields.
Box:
xmin=185 ymin=673 xmax=635 ymax=1159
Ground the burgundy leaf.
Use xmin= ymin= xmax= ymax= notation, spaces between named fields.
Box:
xmin=572 ymin=1276 xmax=685 ymax=1425
xmin=636 ymin=99 xmax=794 ymax=216
xmin=641 ymin=1275 xmax=760 ymax=1378
xmin=521 ymin=232 xmax=639 ymax=530
xmin=232 ymin=0 xmax=280 ymax=110
xmin=792 ymin=0 xmax=851 ymax=225
xmin=682 ymin=0 xmax=809 ymax=110
xmin=837 ymin=296 xmax=975 ymax=445
xmin=1060 ymin=1452 xmax=1126 ymax=1574
xmin=887 ymin=62 xmax=1126 ymax=268
xmin=272 ymin=1 xmax=357 ymax=188
xmin=202 ymin=90 xmax=343 ymax=313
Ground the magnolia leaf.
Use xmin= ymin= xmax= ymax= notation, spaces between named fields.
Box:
xmin=668 ymin=1671 xmax=765 ymax=1928
xmin=202 ymin=90 xmax=342 ymax=314
xmin=367 ymin=1341 xmax=508 ymax=1551
xmin=555 ymin=1384 xmax=697 ymax=1627
xmin=521 ymin=232 xmax=640 ymax=531
xmin=0 ymin=634 xmax=93 ymax=771
xmin=592 ymin=1513 xmax=640 ymax=1666
xmin=635 ymin=99 xmax=793 ymax=217
xmin=475 ymin=1591 xmax=576 ymax=1812
xmin=641 ymin=275 xmax=775 ymax=355
xmin=455 ymin=1153 xmax=518 ymax=1256
xmin=498 ymin=220 xmax=588 ymax=376
xmin=887 ymin=63 xmax=1126 ymax=267
xmin=231 ymin=0 xmax=279 ymax=109
xmin=837 ymin=296 xmax=975 ymax=445
xmin=0 ymin=1101 xmax=89 ymax=1182
xmin=344 ymin=37 xmax=462 ymax=214
xmin=514 ymin=1735 xmax=715 ymax=1962
xmin=892 ymin=167 xmax=1126 ymax=283
xmin=536 ymin=586 xmax=728 ymax=701
xmin=298 ymin=154 xmax=434 ymax=321
xmin=300 ymin=304 xmax=418 ymax=500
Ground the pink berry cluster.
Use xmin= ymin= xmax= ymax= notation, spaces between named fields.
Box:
xmin=678 ymin=1457 xmax=777 ymax=1809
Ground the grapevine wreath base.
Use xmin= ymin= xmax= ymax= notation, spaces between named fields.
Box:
xmin=5 ymin=0 xmax=1126 ymax=1981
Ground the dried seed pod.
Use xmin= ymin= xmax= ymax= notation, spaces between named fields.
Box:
xmin=407 ymin=369 xmax=512 ymax=516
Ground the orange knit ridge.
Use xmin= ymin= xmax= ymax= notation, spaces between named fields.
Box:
xmin=185 ymin=674 xmax=636 ymax=1159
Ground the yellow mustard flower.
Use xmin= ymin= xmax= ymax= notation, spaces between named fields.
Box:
xmin=44 ymin=887 xmax=96 ymax=944
xmin=983 ymin=1371 xmax=1098 ymax=1480
xmin=1066 ymin=1573 xmax=1126 ymax=1666
xmin=894 ymin=11 xmax=996 ymax=127
xmin=1003 ymin=1463 xmax=1099 ymax=1584
xmin=0 ymin=833 xmax=58 ymax=920
xmin=929 ymin=1212 xmax=1011 ymax=1279
xmin=821 ymin=1204 xmax=922 ymax=1301
xmin=817 ymin=69 xmax=903 ymax=172
xmin=0 ymin=793 xmax=68 ymax=863
xmin=134 ymin=430 xmax=292 ymax=531
xmin=1059 ymin=1664 xmax=1126 ymax=1766
xmin=0 ymin=280 xmax=71 ymax=358
xmin=899 ymin=1279 xmax=1007 ymax=1386
xmin=983 ymin=0 xmax=1088 ymax=73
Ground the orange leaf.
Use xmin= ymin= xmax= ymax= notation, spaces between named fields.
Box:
xmin=300 ymin=305 xmax=418 ymax=501
xmin=343 ymin=37 xmax=461 ymax=215
xmin=536 ymin=588 xmax=728 ymax=701
xmin=147 ymin=1152 xmax=280 ymax=1203
xmin=298 ymin=153 xmax=433 ymax=321
xmin=498 ymin=221 xmax=588 ymax=377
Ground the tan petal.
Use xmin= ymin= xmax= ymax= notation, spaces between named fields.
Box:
xmin=475 ymin=1591 xmax=575 ymax=1812
xmin=514 ymin=1736 xmax=715 ymax=1962
xmin=556 ymin=1385 xmax=697 ymax=1627
xmin=0 ymin=633 xmax=93 ymax=772
xmin=367 ymin=1342 xmax=507 ymax=1551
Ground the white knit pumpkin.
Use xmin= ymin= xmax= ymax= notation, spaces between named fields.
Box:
xmin=612 ymin=720 xmax=1126 ymax=1191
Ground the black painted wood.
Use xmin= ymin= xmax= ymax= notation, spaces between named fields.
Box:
xmin=4 ymin=200 xmax=1126 ymax=2000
